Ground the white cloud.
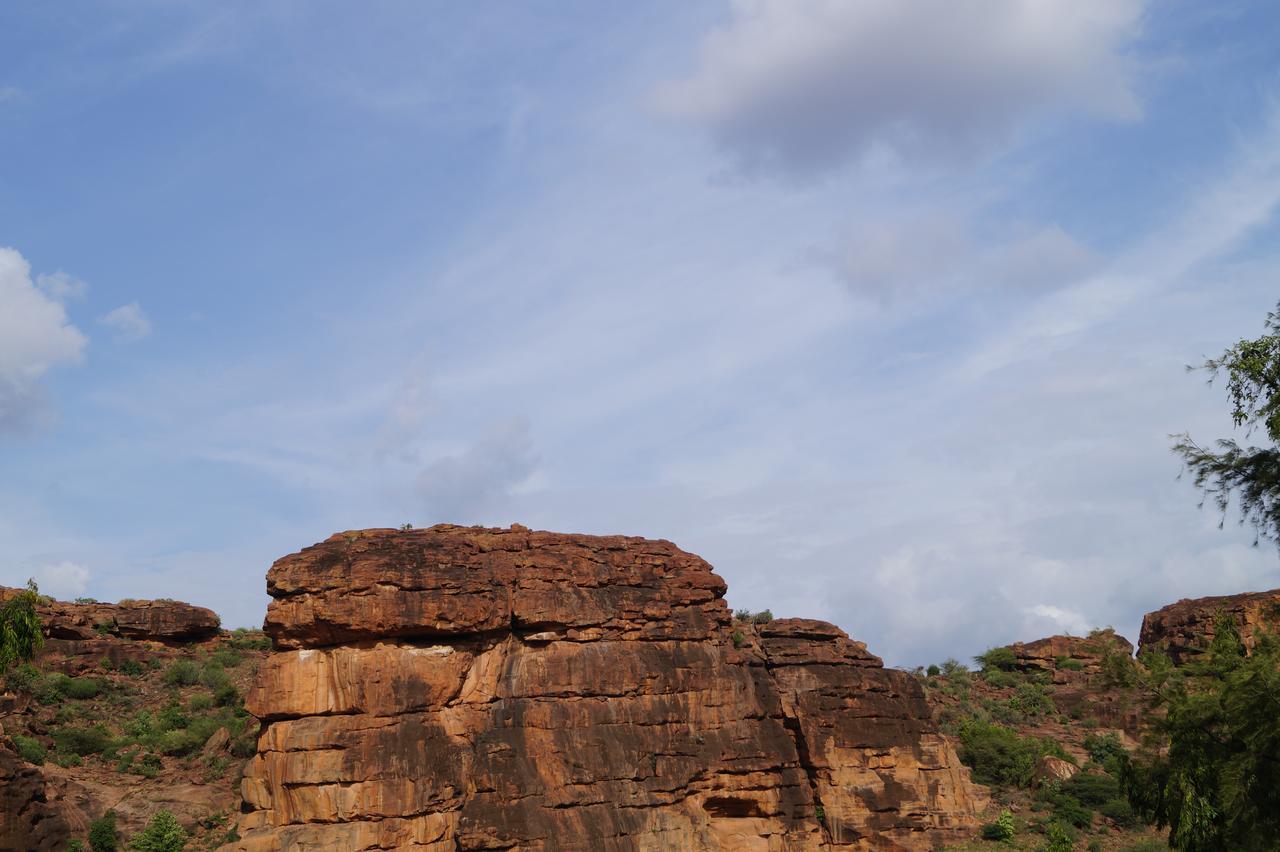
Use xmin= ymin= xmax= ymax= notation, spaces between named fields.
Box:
xmin=34 ymin=561 xmax=90 ymax=600
xmin=36 ymin=270 xmax=89 ymax=302
xmin=657 ymin=0 xmax=1145 ymax=175
xmin=828 ymin=216 xmax=1094 ymax=302
xmin=100 ymin=302 xmax=152 ymax=342
xmin=0 ymin=248 xmax=88 ymax=433
xmin=1025 ymin=604 xmax=1091 ymax=636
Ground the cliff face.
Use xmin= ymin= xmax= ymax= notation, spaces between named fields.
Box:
xmin=230 ymin=525 xmax=986 ymax=851
xmin=1138 ymin=588 xmax=1280 ymax=663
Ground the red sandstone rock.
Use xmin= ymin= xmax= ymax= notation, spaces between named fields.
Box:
xmin=1138 ymin=588 xmax=1280 ymax=664
xmin=228 ymin=525 xmax=985 ymax=851
xmin=0 ymin=736 xmax=71 ymax=851
xmin=0 ymin=589 xmax=222 ymax=644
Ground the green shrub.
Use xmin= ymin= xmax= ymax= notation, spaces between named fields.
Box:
xmin=228 ymin=629 xmax=270 ymax=651
xmin=64 ymin=677 xmax=104 ymax=700
xmin=51 ymin=752 xmax=82 ymax=767
xmin=127 ymin=809 xmax=187 ymax=851
xmin=1082 ymin=731 xmax=1126 ymax=773
xmin=67 ymin=840 xmax=86 ymax=852
xmin=751 ymin=609 xmax=773 ymax=624
xmin=926 ymin=664 xmax=941 ymax=677
xmin=118 ymin=659 xmax=145 ymax=677
xmin=955 ymin=719 xmax=1070 ymax=788
xmin=1046 ymin=791 xmax=1092 ymax=828
xmin=157 ymin=702 xmax=188 ymax=731
xmin=5 ymin=662 xmax=40 ymax=693
xmin=1099 ymin=797 xmax=1137 ymax=827
xmin=135 ymin=753 xmax=162 ymax=779
xmin=980 ymin=809 xmax=1016 ymax=841
xmin=1058 ymin=658 xmax=1085 ymax=671
xmin=1062 ymin=771 xmax=1121 ymax=807
xmin=89 ymin=811 xmax=118 ymax=852
xmin=13 ymin=734 xmax=46 ymax=764
xmin=187 ymin=693 xmax=214 ymax=713
xmin=210 ymin=648 xmax=242 ymax=668
xmin=731 ymin=630 xmax=746 ymax=648
xmin=53 ymin=724 xmax=114 ymax=757
xmin=975 ymin=646 xmax=1019 ymax=672
xmin=1040 ymin=822 xmax=1076 ymax=852
xmin=163 ymin=661 xmax=199 ymax=687
xmin=981 ymin=668 xmax=1019 ymax=688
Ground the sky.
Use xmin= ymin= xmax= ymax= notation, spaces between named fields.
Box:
xmin=3 ymin=1 xmax=1280 ymax=667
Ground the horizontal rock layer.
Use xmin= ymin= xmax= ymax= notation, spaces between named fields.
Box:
xmin=1138 ymin=588 xmax=1280 ymax=663
xmin=229 ymin=525 xmax=985 ymax=851
xmin=0 ymin=588 xmax=222 ymax=644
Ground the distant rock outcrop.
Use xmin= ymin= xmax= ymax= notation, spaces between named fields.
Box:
xmin=1007 ymin=630 xmax=1134 ymax=680
xmin=229 ymin=525 xmax=986 ymax=851
xmin=1138 ymin=588 xmax=1280 ymax=663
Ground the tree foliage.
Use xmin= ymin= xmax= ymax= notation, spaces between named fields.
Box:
xmin=1174 ymin=301 xmax=1280 ymax=544
xmin=128 ymin=810 xmax=188 ymax=852
xmin=1120 ymin=618 xmax=1280 ymax=850
xmin=0 ymin=579 xmax=43 ymax=675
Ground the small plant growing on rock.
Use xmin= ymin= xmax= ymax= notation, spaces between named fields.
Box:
xmin=751 ymin=609 xmax=773 ymax=625
xmin=926 ymin=664 xmax=941 ymax=677
xmin=731 ymin=630 xmax=746 ymax=648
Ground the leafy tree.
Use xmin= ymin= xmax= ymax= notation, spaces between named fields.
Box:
xmin=0 ymin=579 xmax=44 ymax=675
xmin=1120 ymin=619 xmax=1280 ymax=850
xmin=1173 ymin=301 xmax=1280 ymax=544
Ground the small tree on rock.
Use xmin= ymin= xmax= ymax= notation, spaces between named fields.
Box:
xmin=0 ymin=579 xmax=43 ymax=677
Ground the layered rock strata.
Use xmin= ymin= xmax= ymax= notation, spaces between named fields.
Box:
xmin=1138 ymin=588 xmax=1280 ymax=663
xmin=230 ymin=525 xmax=984 ymax=851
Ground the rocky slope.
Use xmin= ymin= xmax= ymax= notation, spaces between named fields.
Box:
xmin=228 ymin=525 xmax=987 ymax=851
xmin=0 ymin=593 xmax=263 ymax=851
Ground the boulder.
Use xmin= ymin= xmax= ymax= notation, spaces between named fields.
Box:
xmin=1031 ymin=756 xmax=1078 ymax=787
xmin=227 ymin=525 xmax=987 ymax=851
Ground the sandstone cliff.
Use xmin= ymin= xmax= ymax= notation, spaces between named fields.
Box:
xmin=229 ymin=525 xmax=986 ymax=851
xmin=1138 ymin=588 xmax=1280 ymax=663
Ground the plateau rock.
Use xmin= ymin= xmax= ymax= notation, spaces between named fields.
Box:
xmin=1138 ymin=588 xmax=1280 ymax=664
xmin=228 ymin=525 xmax=986 ymax=850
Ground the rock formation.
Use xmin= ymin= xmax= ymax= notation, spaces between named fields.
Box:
xmin=229 ymin=525 xmax=986 ymax=851
xmin=0 ymin=734 xmax=71 ymax=852
xmin=1138 ymin=588 xmax=1280 ymax=663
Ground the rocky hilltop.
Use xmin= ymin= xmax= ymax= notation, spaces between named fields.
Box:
xmin=229 ymin=525 xmax=986 ymax=851
xmin=1138 ymin=588 xmax=1280 ymax=663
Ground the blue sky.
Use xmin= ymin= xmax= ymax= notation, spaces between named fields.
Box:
xmin=3 ymin=1 xmax=1280 ymax=666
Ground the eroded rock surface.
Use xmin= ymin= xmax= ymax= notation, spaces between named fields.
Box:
xmin=1138 ymin=588 xmax=1280 ymax=663
xmin=230 ymin=525 xmax=985 ymax=851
